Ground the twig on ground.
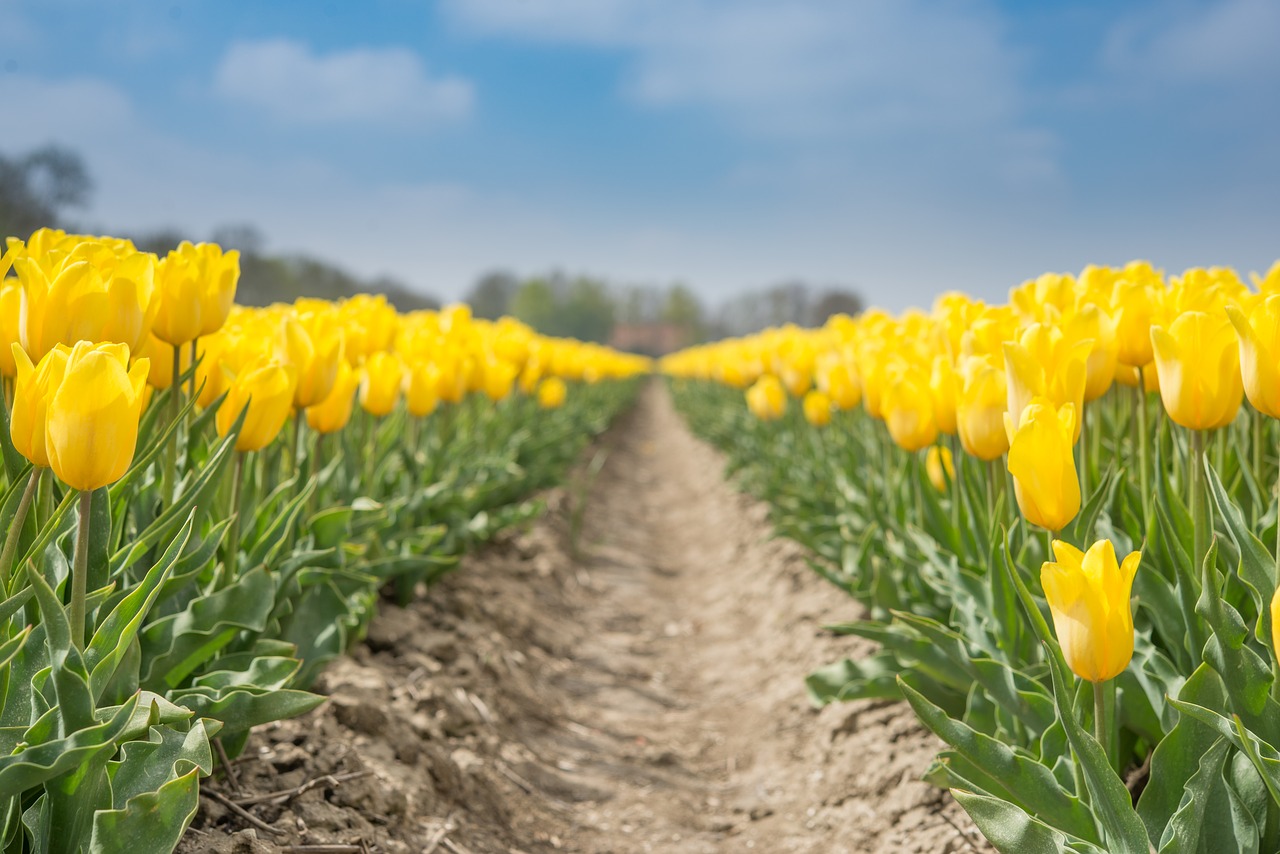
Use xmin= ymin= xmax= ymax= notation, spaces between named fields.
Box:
xmin=423 ymin=812 xmax=458 ymax=854
xmin=213 ymin=738 xmax=242 ymax=794
xmin=279 ymin=846 xmax=364 ymax=854
xmin=199 ymin=787 xmax=285 ymax=837
xmin=232 ymin=770 xmax=371 ymax=806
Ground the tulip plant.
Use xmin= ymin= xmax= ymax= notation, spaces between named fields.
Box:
xmin=666 ymin=260 xmax=1280 ymax=854
xmin=0 ymin=228 xmax=646 ymax=854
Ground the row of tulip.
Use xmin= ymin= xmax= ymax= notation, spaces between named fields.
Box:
xmin=665 ymin=259 xmax=1280 ymax=854
xmin=0 ymin=228 xmax=647 ymax=853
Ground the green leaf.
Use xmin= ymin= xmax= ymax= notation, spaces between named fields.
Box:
xmin=139 ymin=566 xmax=275 ymax=689
xmin=165 ymin=684 xmax=323 ymax=734
xmin=951 ymin=788 xmax=1108 ymax=854
xmin=900 ymin=677 xmax=1099 ymax=843
xmin=1157 ymin=737 xmax=1260 ymax=854
xmin=85 ymin=514 xmax=192 ymax=703
xmin=1046 ymin=650 xmax=1150 ymax=854
xmin=805 ymin=652 xmax=902 ymax=707
xmin=1205 ymin=463 xmax=1278 ymax=651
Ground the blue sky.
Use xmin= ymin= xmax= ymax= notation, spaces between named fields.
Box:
xmin=2 ymin=0 xmax=1277 ymax=310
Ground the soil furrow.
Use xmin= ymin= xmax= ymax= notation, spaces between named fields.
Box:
xmin=180 ymin=382 xmax=985 ymax=853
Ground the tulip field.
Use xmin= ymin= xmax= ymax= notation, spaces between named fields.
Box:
xmin=0 ymin=229 xmax=647 ymax=853
xmin=663 ymin=260 xmax=1280 ymax=853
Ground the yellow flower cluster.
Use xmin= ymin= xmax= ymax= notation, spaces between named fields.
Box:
xmin=3 ymin=229 xmax=650 ymax=489
xmin=663 ymin=260 xmax=1280 ymax=533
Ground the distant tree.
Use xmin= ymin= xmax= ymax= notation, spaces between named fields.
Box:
xmin=130 ymin=229 xmax=192 ymax=256
xmin=560 ymin=276 xmax=616 ymax=342
xmin=510 ymin=278 xmax=559 ymax=333
xmin=811 ymin=289 xmax=864 ymax=324
xmin=210 ymin=223 xmax=266 ymax=255
xmin=466 ymin=270 xmax=519 ymax=319
xmin=661 ymin=283 xmax=705 ymax=341
xmin=0 ymin=145 xmax=93 ymax=239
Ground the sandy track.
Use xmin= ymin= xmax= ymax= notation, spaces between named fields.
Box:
xmin=180 ymin=382 xmax=984 ymax=853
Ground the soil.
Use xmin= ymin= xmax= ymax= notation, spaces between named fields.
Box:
xmin=178 ymin=382 xmax=988 ymax=854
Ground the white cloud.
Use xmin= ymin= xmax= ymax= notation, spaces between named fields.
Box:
xmin=213 ymin=39 xmax=473 ymax=128
xmin=446 ymin=0 xmax=1028 ymax=138
xmin=1104 ymin=0 xmax=1280 ymax=83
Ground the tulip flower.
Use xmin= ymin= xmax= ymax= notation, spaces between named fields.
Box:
xmin=1041 ymin=539 xmax=1140 ymax=683
xmin=0 ymin=281 xmax=20 ymax=378
xmin=152 ymin=249 xmax=204 ymax=347
xmin=45 ymin=341 xmax=149 ymax=492
xmin=1005 ymin=398 xmax=1081 ymax=532
xmin=137 ymin=334 xmax=192 ymax=391
xmin=1227 ymin=297 xmax=1280 ymax=419
xmin=10 ymin=343 xmax=69 ymax=469
xmin=1002 ymin=323 xmax=1090 ymax=438
xmin=191 ymin=243 xmax=240 ymax=337
xmin=926 ymin=445 xmax=954 ymax=493
xmin=803 ymin=389 xmax=832 ymax=427
xmin=405 ymin=362 xmax=442 ymax=418
xmin=1150 ymin=311 xmax=1243 ymax=430
xmin=216 ymin=358 xmax=297 ymax=452
xmin=1111 ymin=275 xmax=1158 ymax=368
xmin=280 ymin=316 xmax=344 ymax=409
xmin=746 ymin=374 xmax=787 ymax=421
xmin=15 ymin=247 xmax=157 ymax=358
xmin=482 ymin=358 xmax=518 ymax=403
xmin=956 ymin=358 xmax=1009 ymax=461
xmin=1061 ymin=303 xmax=1119 ymax=403
xmin=307 ymin=360 xmax=360 ymax=434
xmin=882 ymin=369 xmax=938 ymax=452
xmin=360 ymin=352 xmax=404 ymax=417
xmin=538 ymin=376 xmax=567 ymax=409
xmin=1272 ymin=585 xmax=1280 ymax=667
xmin=930 ymin=356 xmax=958 ymax=435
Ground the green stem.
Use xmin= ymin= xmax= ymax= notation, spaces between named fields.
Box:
xmin=1255 ymin=410 xmax=1265 ymax=524
xmin=163 ymin=345 xmax=182 ymax=504
xmin=1092 ymin=679 xmax=1117 ymax=772
xmin=1189 ymin=429 xmax=1210 ymax=661
xmin=220 ymin=453 xmax=246 ymax=589
xmin=70 ymin=490 xmax=92 ymax=651
xmin=1079 ymin=406 xmax=1089 ymax=502
xmin=0 ymin=468 xmax=42 ymax=592
xmin=188 ymin=338 xmax=199 ymax=401
xmin=1136 ymin=385 xmax=1151 ymax=531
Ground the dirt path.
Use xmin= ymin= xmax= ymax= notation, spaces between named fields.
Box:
xmin=181 ymin=382 xmax=985 ymax=854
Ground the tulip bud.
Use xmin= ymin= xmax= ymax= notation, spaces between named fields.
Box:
xmin=152 ymin=250 xmax=204 ymax=346
xmin=1150 ymin=311 xmax=1243 ymax=430
xmin=0 ymin=281 xmax=20 ymax=378
xmin=10 ymin=343 xmax=70 ymax=468
xmin=803 ymin=389 xmax=832 ymax=427
xmin=746 ymin=374 xmax=787 ymax=421
xmin=280 ymin=316 xmax=343 ymax=409
xmin=1002 ymin=323 xmax=1089 ymax=439
xmin=1005 ymin=398 xmax=1081 ymax=532
xmin=404 ymin=362 xmax=442 ymax=417
xmin=1042 ymin=539 xmax=1140 ymax=682
xmin=1227 ymin=298 xmax=1280 ymax=420
xmin=45 ymin=341 xmax=149 ymax=491
xmin=482 ymin=357 xmax=518 ymax=402
xmin=926 ymin=445 xmax=954 ymax=493
xmin=306 ymin=360 xmax=360 ymax=434
xmin=216 ymin=359 xmax=297 ymax=452
xmin=360 ymin=352 xmax=404 ymax=416
xmin=537 ymin=376 xmax=567 ymax=409
xmin=956 ymin=358 xmax=1009 ymax=461
xmin=930 ymin=356 xmax=958 ymax=435
xmin=882 ymin=369 xmax=938 ymax=452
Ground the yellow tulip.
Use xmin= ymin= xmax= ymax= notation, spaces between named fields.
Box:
xmin=1002 ymin=323 xmax=1089 ymax=438
xmin=1150 ymin=311 xmax=1243 ymax=430
xmin=280 ymin=316 xmax=343 ymax=409
xmin=45 ymin=341 xmax=149 ymax=491
xmin=306 ymin=360 xmax=360 ymax=434
xmin=137 ymin=334 xmax=192 ymax=391
xmin=216 ymin=359 xmax=297 ymax=452
xmin=482 ymin=358 xmax=518 ymax=402
xmin=1111 ymin=275 xmax=1158 ymax=368
xmin=1005 ymin=398 xmax=1080 ymax=532
xmin=10 ymin=343 xmax=70 ymax=468
xmin=0 ymin=281 xmax=20 ymax=377
xmin=538 ymin=376 xmax=567 ymax=409
xmin=1062 ymin=304 xmax=1118 ymax=403
xmin=882 ymin=369 xmax=938 ymax=452
xmin=956 ymin=358 xmax=1009 ymax=461
xmin=404 ymin=362 xmax=442 ymax=417
xmin=152 ymin=249 xmax=204 ymax=346
xmin=803 ymin=389 xmax=832 ymax=427
xmin=192 ymin=243 xmax=240 ymax=337
xmin=1272 ymin=585 xmax=1280 ymax=667
xmin=746 ymin=374 xmax=787 ymax=421
xmin=1041 ymin=539 xmax=1140 ymax=683
xmin=360 ymin=352 xmax=404 ymax=416
xmin=15 ymin=247 xmax=157 ymax=358
xmin=926 ymin=445 xmax=954 ymax=493
xmin=1227 ymin=298 xmax=1280 ymax=419
xmin=930 ymin=356 xmax=958 ymax=435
